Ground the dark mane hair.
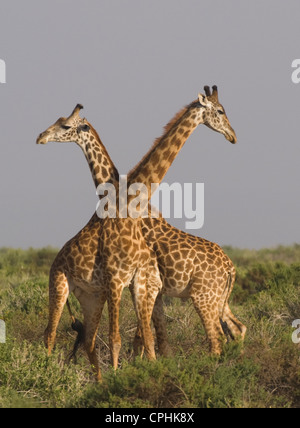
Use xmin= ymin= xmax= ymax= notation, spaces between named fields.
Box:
xmin=128 ymin=99 xmax=199 ymax=178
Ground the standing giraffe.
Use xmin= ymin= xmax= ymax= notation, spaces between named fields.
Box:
xmin=105 ymin=86 xmax=246 ymax=357
xmin=37 ymin=104 xmax=162 ymax=381
xmin=132 ymin=87 xmax=246 ymax=356
xmin=37 ymin=86 xmax=244 ymax=381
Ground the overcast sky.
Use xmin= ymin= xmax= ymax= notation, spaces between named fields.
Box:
xmin=0 ymin=0 xmax=299 ymax=250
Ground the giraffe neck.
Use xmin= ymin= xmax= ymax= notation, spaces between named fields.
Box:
xmin=127 ymin=100 xmax=204 ymax=200
xmin=78 ymin=123 xmax=119 ymax=189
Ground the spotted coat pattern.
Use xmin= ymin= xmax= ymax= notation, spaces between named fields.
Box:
xmin=36 ymin=87 xmax=245 ymax=381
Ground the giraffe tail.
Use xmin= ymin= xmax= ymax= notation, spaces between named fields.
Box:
xmin=221 ymin=271 xmax=232 ymax=319
xmin=219 ymin=272 xmax=234 ymax=339
xmin=66 ymin=299 xmax=85 ymax=364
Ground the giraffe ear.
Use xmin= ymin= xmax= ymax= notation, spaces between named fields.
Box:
xmin=198 ymin=93 xmax=208 ymax=107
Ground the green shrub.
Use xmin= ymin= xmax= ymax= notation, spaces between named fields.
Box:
xmin=0 ymin=246 xmax=300 ymax=408
xmin=0 ymin=339 xmax=90 ymax=408
xmin=72 ymin=345 xmax=264 ymax=409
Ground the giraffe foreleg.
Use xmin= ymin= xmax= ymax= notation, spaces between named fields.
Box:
xmin=132 ymin=268 xmax=156 ymax=362
xmin=107 ymin=279 xmax=124 ymax=370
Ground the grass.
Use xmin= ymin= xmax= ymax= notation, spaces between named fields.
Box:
xmin=0 ymin=245 xmax=300 ymax=408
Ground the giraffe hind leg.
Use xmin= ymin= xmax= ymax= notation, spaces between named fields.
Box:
xmin=191 ymin=293 xmax=225 ymax=355
xmin=44 ymin=271 xmax=69 ymax=355
xmin=152 ymin=294 xmax=172 ymax=357
xmin=132 ymin=293 xmax=170 ymax=358
xmin=218 ymin=271 xmax=247 ymax=343
xmin=132 ymin=269 xmax=168 ymax=358
xmin=76 ymin=289 xmax=107 ymax=382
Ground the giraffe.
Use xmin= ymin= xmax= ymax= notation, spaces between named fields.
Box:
xmin=37 ymin=104 xmax=163 ymax=381
xmin=116 ymin=86 xmax=246 ymax=357
xmin=124 ymin=85 xmax=245 ymax=356
xmin=36 ymin=86 xmax=244 ymax=381
xmin=132 ymin=87 xmax=246 ymax=356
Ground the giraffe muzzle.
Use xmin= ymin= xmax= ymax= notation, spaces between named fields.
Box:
xmin=228 ymin=134 xmax=237 ymax=144
xmin=225 ymin=130 xmax=237 ymax=144
xmin=36 ymin=133 xmax=48 ymax=145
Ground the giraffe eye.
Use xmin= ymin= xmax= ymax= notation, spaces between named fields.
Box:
xmin=62 ymin=125 xmax=71 ymax=130
xmin=217 ymin=110 xmax=224 ymax=115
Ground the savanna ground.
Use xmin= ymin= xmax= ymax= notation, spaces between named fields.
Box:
xmin=0 ymin=245 xmax=300 ymax=408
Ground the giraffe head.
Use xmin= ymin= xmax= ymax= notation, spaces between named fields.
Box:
xmin=37 ymin=104 xmax=119 ymax=189
xmin=36 ymin=104 xmax=91 ymax=146
xmin=198 ymin=85 xmax=237 ymax=144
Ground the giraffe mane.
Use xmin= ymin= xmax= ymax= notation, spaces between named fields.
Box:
xmin=128 ymin=99 xmax=199 ymax=178
xmin=162 ymin=99 xmax=199 ymax=135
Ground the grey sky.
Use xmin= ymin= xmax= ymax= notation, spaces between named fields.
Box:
xmin=0 ymin=0 xmax=299 ymax=250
